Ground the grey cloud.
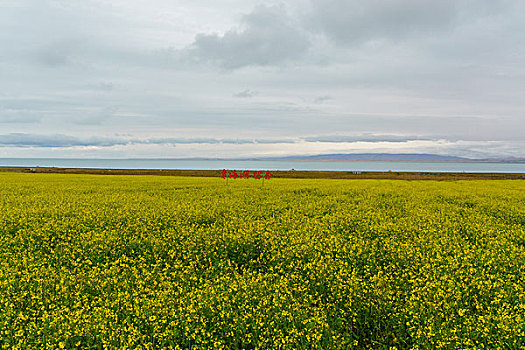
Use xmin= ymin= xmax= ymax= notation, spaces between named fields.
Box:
xmin=164 ymin=0 xmax=516 ymax=72
xmin=255 ymin=139 xmax=296 ymax=144
xmin=145 ymin=138 xmax=254 ymax=145
xmin=147 ymin=138 xmax=298 ymax=145
xmin=182 ymin=5 xmax=310 ymax=69
xmin=0 ymin=134 xmax=297 ymax=148
xmin=1 ymin=133 xmax=442 ymax=148
xmin=303 ymin=134 xmax=435 ymax=143
xmin=0 ymin=134 xmax=132 ymax=148
xmin=233 ymin=89 xmax=258 ymax=98
xmin=0 ymin=1 xmax=523 ymax=159
xmin=33 ymin=38 xmax=83 ymax=67
xmin=145 ymin=138 xmax=297 ymax=145
xmin=1 ymin=133 xmax=523 ymax=159
xmin=141 ymin=138 xmax=218 ymax=145
xmin=0 ymin=114 xmax=41 ymax=124
xmin=313 ymin=95 xmax=332 ymax=104
xmin=97 ymin=82 xmax=115 ymax=91
xmin=221 ymin=139 xmax=256 ymax=144
xmin=0 ymin=98 xmax=75 ymax=110
xmin=307 ymin=0 xmax=508 ymax=46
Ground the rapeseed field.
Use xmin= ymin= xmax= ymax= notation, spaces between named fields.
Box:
xmin=1 ymin=173 xmax=524 ymax=349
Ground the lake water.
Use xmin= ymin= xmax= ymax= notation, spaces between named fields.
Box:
xmin=1 ymin=158 xmax=525 ymax=173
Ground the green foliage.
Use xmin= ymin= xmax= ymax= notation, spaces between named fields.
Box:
xmin=1 ymin=174 xmax=524 ymax=349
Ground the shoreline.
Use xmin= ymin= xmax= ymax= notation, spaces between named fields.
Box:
xmin=1 ymin=166 xmax=524 ymax=180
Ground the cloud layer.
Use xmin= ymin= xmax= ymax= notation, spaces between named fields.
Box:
xmin=1 ymin=0 xmax=524 ymax=159
xmin=309 ymin=0 xmax=458 ymax=45
xmin=176 ymin=5 xmax=310 ymax=69
xmin=0 ymin=133 xmax=434 ymax=148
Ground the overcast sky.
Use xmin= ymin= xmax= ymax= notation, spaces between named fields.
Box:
xmin=1 ymin=0 xmax=524 ymax=158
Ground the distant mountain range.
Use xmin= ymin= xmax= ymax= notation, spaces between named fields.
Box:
xmin=2 ymin=154 xmax=524 ymax=163
xmin=148 ymin=153 xmax=525 ymax=163
xmin=261 ymin=153 xmax=525 ymax=163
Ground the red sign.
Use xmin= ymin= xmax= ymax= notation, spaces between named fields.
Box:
xmin=221 ymin=170 xmax=273 ymax=180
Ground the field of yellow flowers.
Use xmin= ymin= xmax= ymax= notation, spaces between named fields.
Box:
xmin=1 ymin=173 xmax=524 ymax=349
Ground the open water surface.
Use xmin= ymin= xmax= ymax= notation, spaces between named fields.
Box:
xmin=1 ymin=158 xmax=525 ymax=173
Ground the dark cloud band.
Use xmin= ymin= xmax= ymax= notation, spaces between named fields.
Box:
xmin=0 ymin=133 xmax=453 ymax=148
